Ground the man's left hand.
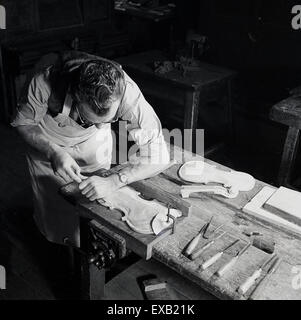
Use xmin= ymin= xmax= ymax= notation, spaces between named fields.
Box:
xmin=79 ymin=175 xmax=120 ymax=201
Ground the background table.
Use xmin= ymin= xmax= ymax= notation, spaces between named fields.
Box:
xmin=118 ymin=50 xmax=237 ymax=154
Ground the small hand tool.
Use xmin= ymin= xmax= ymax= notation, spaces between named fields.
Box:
xmin=184 ymin=219 xmax=211 ymax=256
xmin=166 ymin=205 xmax=177 ymax=235
xmin=190 ymin=231 xmax=226 ymax=260
xmin=237 ymin=253 xmax=276 ymax=295
xmin=202 ymin=216 xmax=213 ymax=239
xmin=200 ymin=239 xmax=240 ymax=271
xmin=243 ymin=231 xmax=263 ymax=237
xmin=215 ymin=242 xmax=251 ymax=277
xmin=204 ymin=223 xmax=225 ymax=240
xmin=248 ymin=257 xmax=282 ymax=299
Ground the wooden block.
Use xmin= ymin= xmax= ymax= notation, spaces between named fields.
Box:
xmin=143 ymin=278 xmax=172 ymax=300
xmin=243 ymin=187 xmax=301 ymax=237
xmin=263 ymin=187 xmax=301 ymax=227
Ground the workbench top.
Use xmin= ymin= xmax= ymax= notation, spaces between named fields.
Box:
xmin=75 ymin=146 xmax=301 ymax=300
xmin=117 ymin=50 xmax=236 ymax=91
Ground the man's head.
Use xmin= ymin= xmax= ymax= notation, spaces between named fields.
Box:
xmin=70 ymin=59 xmax=125 ymax=126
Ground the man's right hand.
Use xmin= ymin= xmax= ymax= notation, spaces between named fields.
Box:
xmin=50 ymin=148 xmax=86 ymax=183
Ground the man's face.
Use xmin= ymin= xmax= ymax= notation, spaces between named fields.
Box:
xmin=76 ymin=97 xmax=120 ymax=129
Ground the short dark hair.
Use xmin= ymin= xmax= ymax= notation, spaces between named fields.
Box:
xmin=71 ymin=59 xmax=125 ymax=116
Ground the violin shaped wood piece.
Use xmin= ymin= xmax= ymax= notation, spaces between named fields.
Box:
xmin=180 ymin=185 xmax=238 ymax=199
xmin=179 ymin=161 xmax=255 ymax=193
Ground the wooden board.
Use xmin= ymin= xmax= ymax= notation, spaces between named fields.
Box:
xmin=263 ymin=187 xmax=301 ymax=227
xmin=153 ymin=204 xmax=301 ymax=300
xmin=249 ymin=260 xmax=301 ymax=300
xmin=243 ymin=186 xmax=301 ymax=237
xmin=61 ymin=144 xmax=301 ymax=299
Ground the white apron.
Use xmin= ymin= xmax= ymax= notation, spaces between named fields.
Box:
xmin=27 ymin=93 xmax=113 ymax=246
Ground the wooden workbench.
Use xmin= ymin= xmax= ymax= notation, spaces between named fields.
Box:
xmin=73 ymin=146 xmax=301 ymax=300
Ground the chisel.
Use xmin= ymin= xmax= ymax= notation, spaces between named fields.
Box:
xmin=248 ymin=257 xmax=282 ymax=299
xmin=202 ymin=216 xmax=213 ymax=239
xmin=184 ymin=223 xmax=209 ymax=256
xmin=190 ymin=231 xmax=226 ymax=260
xmin=237 ymin=253 xmax=276 ymax=295
xmin=216 ymin=242 xmax=251 ymax=277
xmin=200 ymin=239 xmax=240 ymax=271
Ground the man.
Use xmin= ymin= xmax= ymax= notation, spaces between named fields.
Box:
xmin=11 ymin=51 xmax=170 ymax=246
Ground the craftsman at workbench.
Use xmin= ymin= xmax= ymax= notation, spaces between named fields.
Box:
xmin=10 ymin=50 xmax=170 ymax=247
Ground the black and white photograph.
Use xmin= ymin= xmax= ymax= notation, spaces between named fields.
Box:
xmin=0 ymin=0 xmax=301 ymax=305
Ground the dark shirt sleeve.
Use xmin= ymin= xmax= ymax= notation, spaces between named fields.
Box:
xmin=11 ymin=70 xmax=51 ymax=127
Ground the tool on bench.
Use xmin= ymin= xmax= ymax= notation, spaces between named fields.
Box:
xmin=248 ymin=257 xmax=282 ymax=299
xmin=204 ymin=222 xmax=224 ymax=240
xmin=184 ymin=217 xmax=213 ymax=256
xmin=156 ymin=205 xmax=178 ymax=236
xmin=190 ymin=231 xmax=226 ymax=260
xmin=243 ymin=231 xmax=263 ymax=237
xmin=215 ymin=242 xmax=251 ymax=277
xmin=202 ymin=216 xmax=213 ymax=239
xmin=237 ymin=253 xmax=277 ymax=295
xmin=200 ymin=239 xmax=240 ymax=271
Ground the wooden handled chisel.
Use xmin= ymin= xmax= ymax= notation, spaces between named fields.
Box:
xmin=237 ymin=253 xmax=276 ymax=295
xmin=248 ymin=257 xmax=282 ymax=299
xmin=184 ymin=222 xmax=209 ymax=256
xmin=200 ymin=239 xmax=240 ymax=271
xmin=190 ymin=231 xmax=226 ymax=260
xmin=216 ymin=242 xmax=251 ymax=277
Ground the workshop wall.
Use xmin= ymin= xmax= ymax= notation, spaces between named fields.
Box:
xmin=1 ymin=0 xmax=301 ymax=158
xmin=187 ymin=0 xmax=301 ymax=155
xmin=0 ymin=0 xmax=130 ymax=123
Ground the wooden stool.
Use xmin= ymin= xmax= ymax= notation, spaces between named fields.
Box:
xmin=270 ymin=96 xmax=301 ymax=187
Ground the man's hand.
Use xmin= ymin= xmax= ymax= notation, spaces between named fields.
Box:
xmin=50 ymin=148 xmax=86 ymax=183
xmin=79 ymin=175 xmax=121 ymax=201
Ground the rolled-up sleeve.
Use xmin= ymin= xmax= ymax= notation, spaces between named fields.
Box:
xmin=119 ymin=73 xmax=170 ymax=165
xmin=11 ymin=72 xmax=50 ymax=127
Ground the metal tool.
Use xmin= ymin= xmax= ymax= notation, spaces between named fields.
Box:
xmin=249 ymin=257 xmax=282 ymax=299
xmin=184 ymin=219 xmax=211 ymax=256
xmin=237 ymin=253 xmax=277 ymax=295
xmin=166 ymin=205 xmax=177 ymax=235
xmin=190 ymin=231 xmax=227 ymax=260
xmin=216 ymin=242 xmax=251 ymax=277
xmin=202 ymin=216 xmax=213 ymax=239
xmin=204 ymin=223 xmax=224 ymax=240
xmin=243 ymin=231 xmax=263 ymax=237
xmin=200 ymin=239 xmax=240 ymax=271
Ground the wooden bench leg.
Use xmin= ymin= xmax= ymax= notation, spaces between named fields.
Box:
xmin=81 ymin=258 xmax=106 ymax=300
xmin=277 ymin=127 xmax=300 ymax=187
xmin=79 ymin=218 xmax=106 ymax=300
